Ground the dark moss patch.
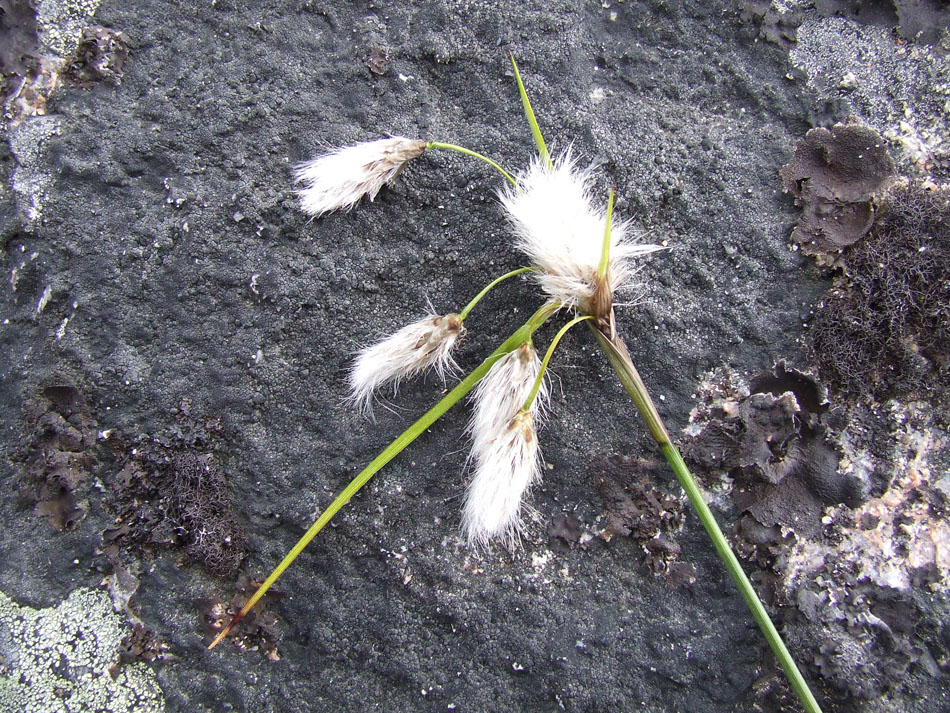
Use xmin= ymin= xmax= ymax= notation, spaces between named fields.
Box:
xmin=104 ymin=447 xmax=247 ymax=578
xmin=807 ymin=182 xmax=950 ymax=404
xmin=103 ymin=404 xmax=247 ymax=578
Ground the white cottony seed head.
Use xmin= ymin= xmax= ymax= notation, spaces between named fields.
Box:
xmin=295 ymin=137 xmax=427 ymax=216
xmin=469 ymin=342 xmax=546 ymax=451
xmin=500 ymin=152 xmax=663 ymax=312
xmin=463 ymin=342 xmax=546 ymax=548
xmin=349 ymin=313 xmax=464 ymax=416
xmin=462 ymin=410 xmax=540 ymax=549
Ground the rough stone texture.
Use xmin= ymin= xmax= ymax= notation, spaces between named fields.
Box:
xmin=790 ymin=15 xmax=950 ymax=178
xmin=1 ymin=1 xmax=948 ymax=712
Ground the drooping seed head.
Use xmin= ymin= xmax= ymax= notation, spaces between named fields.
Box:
xmin=349 ymin=312 xmax=464 ymax=416
xmin=463 ymin=342 xmax=546 ymax=547
xmin=295 ymin=137 xmax=427 ymax=216
xmin=469 ymin=342 xmax=546 ymax=450
xmin=462 ymin=409 xmax=541 ymax=549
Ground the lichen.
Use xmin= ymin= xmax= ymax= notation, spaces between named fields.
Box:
xmin=9 ymin=114 xmax=61 ymax=225
xmin=783 ymin=420 xmax=950 ymax=593
xmin=685 ymin=363 xmax=881 ymax=540
xmin=35 ymin=0 xmax=102 ymax=58
xmin=685 ymin=366 xmax=949 ymax=698
xmin=592 ymin=454 xmax=693 ymax=583
xmin=775 ymin=417 xmax=949 ymax=697
xmin=0 ymin=587 xmax=165 ymax=713
xmin=781 ymin=121 xmax=895 ymax=257
xmin=808 ymin=181 xmax=950 ymax=403
xmin=15 ymin=384 xmax=98 ymax=531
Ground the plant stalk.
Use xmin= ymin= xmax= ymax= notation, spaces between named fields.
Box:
xmin=459 ymin=266 xmax=536 ymax=320
xmin=597 ymin=188 xmax=615 ymax=284
xmin=523 ymin=314 xmax=593 ymax=411
xmin=589 ymin=323 xmax=823 ymax=713
xmin=426 ymin=141 xmax=517 ymax=186
xmin=208 ymin=301 xmax=561 ymax=650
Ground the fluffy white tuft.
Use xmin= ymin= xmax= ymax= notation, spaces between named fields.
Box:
xmin=462 ymin=410 xmax=540 ymax=549
xmin=462 ymin=343 xmax=547 ymax=548
xmin=295 ymin=137 xmax=427 ymax=216
xmin=349 ymin=313 xmax=464 ymax=416
xmin=499 ymin=152 xmax=663 ymax=312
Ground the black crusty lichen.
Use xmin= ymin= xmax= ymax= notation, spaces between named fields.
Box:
xmin=685 ymin=364 xmax=949 ymax=702
xmin=592 ymin=454 xmax=694 ymax=584
xmin=15 ymin=383 xmax=98 ymax=531
xmin=685 ymin=363 xmax=876 ymax=547
xmin=780 ymin=121 xmax=895 ymax=257
xmin=0 ymin=0 xmax=41 ymax=100
xmin=63 ymin=25 xmax=130 ymax=86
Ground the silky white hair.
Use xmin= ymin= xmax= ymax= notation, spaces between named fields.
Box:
xmin=348 ymin=313 xmax=464 ymax=416
xmin=500 ymin=152 xmax=663 ymax=312
xmin=295 ymin=137 xmax=427 ymax=216
xmin=463 ymin=343 xmax=547 ymax=547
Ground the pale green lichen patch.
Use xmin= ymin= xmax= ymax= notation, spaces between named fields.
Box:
xmin=0 ymin=587 xmax=164 ymax=713
xmin=36 ymin=0 xmax=103 ymax=58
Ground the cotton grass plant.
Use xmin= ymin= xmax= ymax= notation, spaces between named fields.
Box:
xmin=210 ymin=56 xmax=824 ymax=713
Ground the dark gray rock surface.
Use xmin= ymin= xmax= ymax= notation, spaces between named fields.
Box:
xmin=1 ymin=1 xmax=947 ymax=711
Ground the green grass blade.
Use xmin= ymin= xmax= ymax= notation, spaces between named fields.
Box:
xmin=590 ymin=324 xmax=824 ymax=713
xmin=509 ymin=54 xmax=551 ymax=168
xmin=209 ymin=301 xmax=562 ymax=649
xmin=523 ymin=314 xmax=593 ymax=410
xmin=660 ymin=443 xmax=824 ymax=713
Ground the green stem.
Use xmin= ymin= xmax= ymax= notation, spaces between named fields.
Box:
xmin=209 ymin=301 xmax=561 ymax=650
xmin=598 ymin=188 xmax=615 ymax=283
xmin=523 ymin=315 xmax=593 ymax=411
xmin=590 ymin=324 xmax=824 ymax=713
xmin=426 ymin=141 xmax=517 ymax=186
xmin=509 ymin=54 xmax=552 ymax=169
xmin=459 ymin=266 xmax=536 ymax=321
xmin=589 ymin=325 xmax=668 ymax=445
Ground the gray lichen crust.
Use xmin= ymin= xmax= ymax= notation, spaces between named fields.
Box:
xmin=9 ymin=115 xmax=61 ymax=225
xmin=0 ymin=587 xmax=164 ymax=713
xmin=35 ymin=0 xmax=103 ymax=58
